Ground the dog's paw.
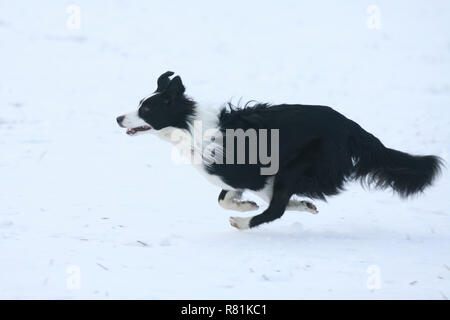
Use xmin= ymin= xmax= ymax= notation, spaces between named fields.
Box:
xmin=229 ymin=216 xmax=251 ymax=230
xmin=234 ymin=200 xmax=259 ymax=212
xmin=300 ymin=201 xmax=319 ymax=214
xmin=219 ymin=199 xmax=259 ymax=212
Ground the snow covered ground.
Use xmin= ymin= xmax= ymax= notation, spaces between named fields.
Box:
xmin=1 ymin=0 xmax=449 ymax=299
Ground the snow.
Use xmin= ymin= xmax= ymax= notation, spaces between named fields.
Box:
xmin=1 ymin=0 xmax=449 ymax=299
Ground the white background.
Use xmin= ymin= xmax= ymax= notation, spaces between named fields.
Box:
xmin=0 ymin=0 xmax=449 ymax=299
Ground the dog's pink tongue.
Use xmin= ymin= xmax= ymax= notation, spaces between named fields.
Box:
xmin=126 ymin=129 xmax=136 ymax=135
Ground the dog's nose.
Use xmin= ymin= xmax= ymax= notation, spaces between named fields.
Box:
xmin=116 ymin=115 xmax=125 ymax=126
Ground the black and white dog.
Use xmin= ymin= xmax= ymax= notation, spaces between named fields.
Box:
xmin=117 ymin=71 xmax=443 ymax=230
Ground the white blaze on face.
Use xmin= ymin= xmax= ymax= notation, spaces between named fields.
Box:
xmin=121 ymin=110 xmax=148 ymax=128
xmin=119 ymin=110 xmax=152 ymax=136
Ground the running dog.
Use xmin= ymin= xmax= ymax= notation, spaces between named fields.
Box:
xmin=117 ymin=71 xmax=443 ymax=230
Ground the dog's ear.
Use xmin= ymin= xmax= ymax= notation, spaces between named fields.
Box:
xmin=156 ymin=71 xmax=175 ymax=92
xmin=166 ymin=75 xmax=185 ymax=97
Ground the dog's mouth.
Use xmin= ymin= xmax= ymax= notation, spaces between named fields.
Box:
xmin=126 ymin=125 xmax=152 ymax=135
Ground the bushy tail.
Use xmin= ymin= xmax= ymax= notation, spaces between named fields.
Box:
xmin=350 ymin=124 xmax=444 ymax=198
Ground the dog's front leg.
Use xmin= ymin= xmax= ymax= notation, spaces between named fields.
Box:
xmin=286 ymin=199 xmax=318 ymax=214
xmin=229 ymin=181 xmax=291 ymax=230
xmin=218 ymin=189 xmax=259 ymax=212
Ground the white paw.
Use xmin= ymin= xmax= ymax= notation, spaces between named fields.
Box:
xmin=234 ymin=200 xmax=259 ymax=212
xmin=301 ymin=201 xmax=319 ymax=214
xmin=219 ymin=199 xmax=259 ymax=212
xmin=229 ymin=216 xmax=251 ymax=230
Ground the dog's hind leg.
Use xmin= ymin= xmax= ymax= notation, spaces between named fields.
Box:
xmin=230 ymin=181 xmax=291 ymax=230
xmin=218 ymin=189 xmax=259 ymax=212
xmin=286 ymin=199 xmax=318 ymax=214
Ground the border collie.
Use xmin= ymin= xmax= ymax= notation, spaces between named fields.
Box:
xmin=117 ymin=71 xmax=443 ymax=230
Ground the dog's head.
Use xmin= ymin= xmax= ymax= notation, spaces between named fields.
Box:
xmin=116 ymin=71 xmax=195 ymax=136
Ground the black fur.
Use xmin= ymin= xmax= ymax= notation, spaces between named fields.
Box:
xmin=209 ymin=103 xmax=443 ymax=199
xmin=138 ymin=75 xmax=195 ymax=131
xmin=218 ymin=189 xmax=228 ymax=202
xmin=156 ymin=71 xmax=175 ymax=92
xmin=208 ymin=103 xmax=443 ymax=228
xmin=349 ymin=125 xmax=444 ymax=198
